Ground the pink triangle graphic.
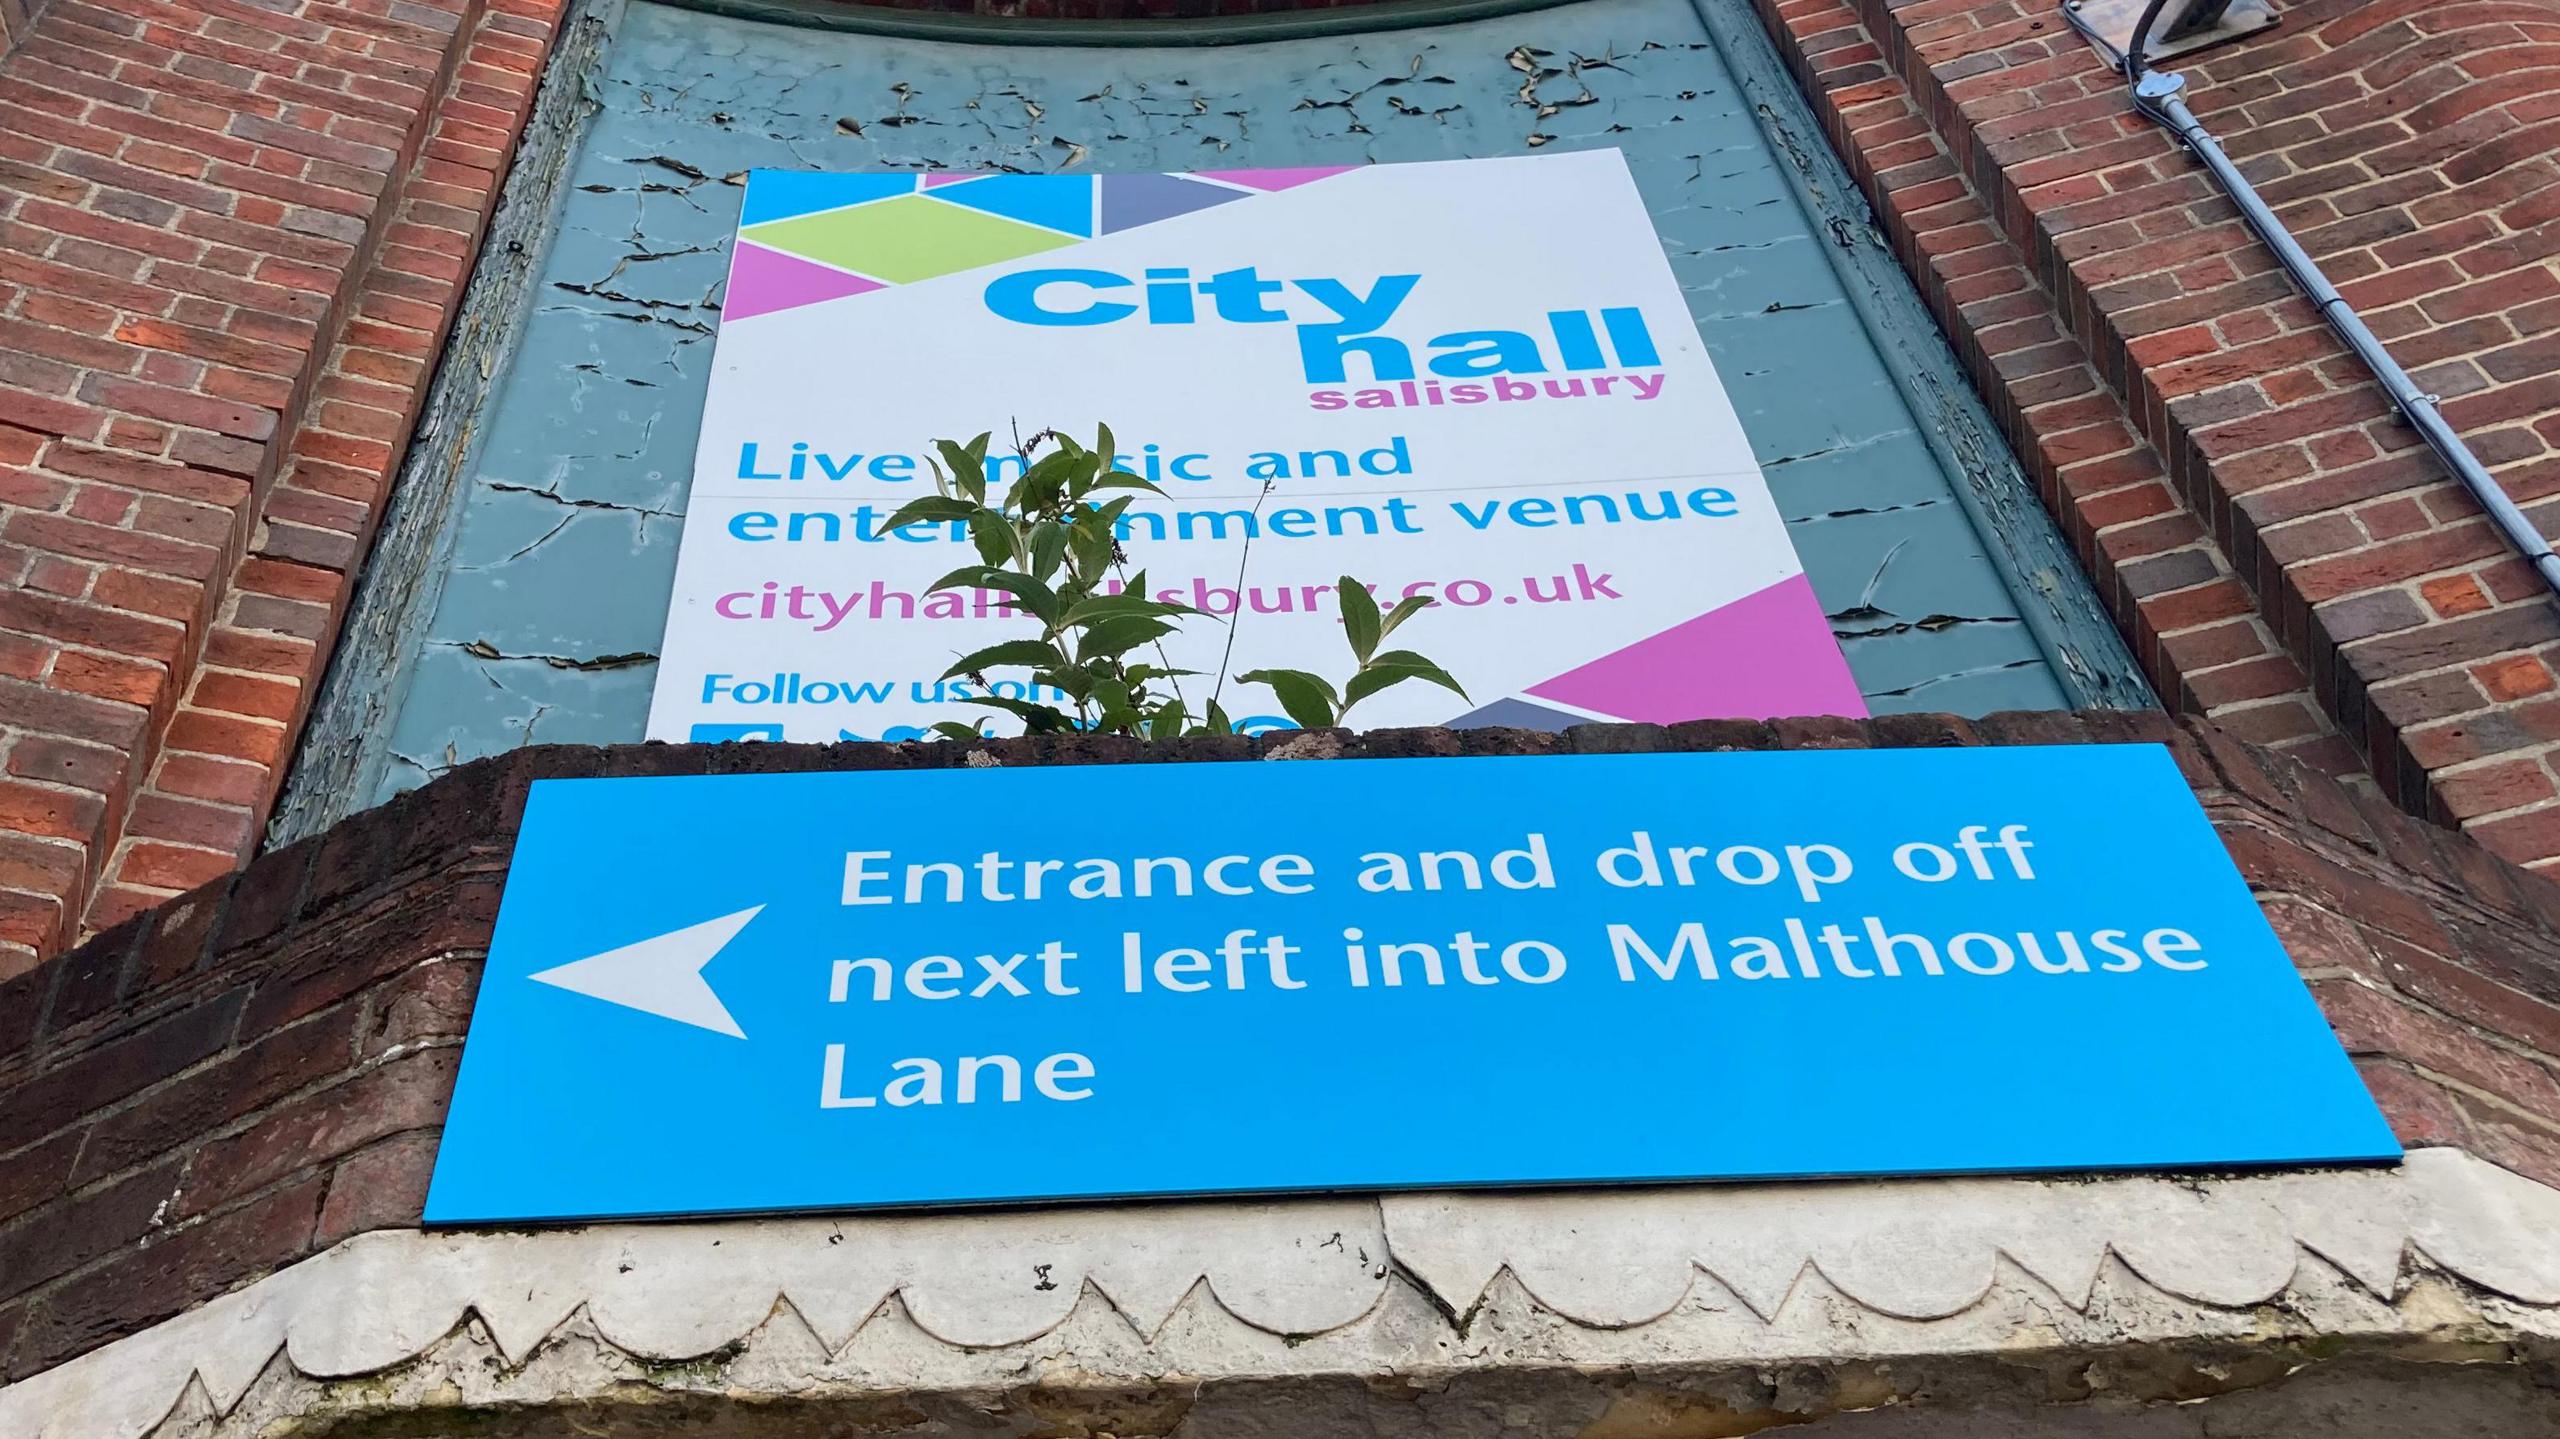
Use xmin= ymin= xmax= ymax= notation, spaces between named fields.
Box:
xmin=923 ymin=172 xmax=986 ymax=188
xmin=1194 ymin=165 xmax=1355 ymax=192
xmin=723 ymin=241 xmax=883 ymax=322
xmin=1524 ymin=574 xmax=1868 ymax=722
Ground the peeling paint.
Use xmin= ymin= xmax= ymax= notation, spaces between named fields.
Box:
xmin=446 ymin=640 xmax=659 ymax=671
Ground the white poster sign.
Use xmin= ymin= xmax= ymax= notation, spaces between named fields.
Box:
xmin=649 ymin=151 xmax=1864 ymax=742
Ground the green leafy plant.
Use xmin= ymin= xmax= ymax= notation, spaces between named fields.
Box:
xmin=879 ymin=425 xmax=1464 ymax=741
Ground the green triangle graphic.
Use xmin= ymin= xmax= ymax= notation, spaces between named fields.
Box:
xmin=743 ymin=194 xmax=1077 ymax=285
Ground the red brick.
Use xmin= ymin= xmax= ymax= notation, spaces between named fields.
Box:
xmin=124 ymin=793 xmax=255 ymax=852
xmin=2371 ymin=932 xmax=2560 ymax=1056
xmin=34 ymin=445 xmax=250 ymax=508
xmin=115 ymin=841 xmax=236 ymax=892
xmin=4 ymin=512 xmax=221 ymax=581
xmin=8 ymin=1173 xmax=324 ymax=1381
xmin=2356 ymin=1059 xmax=2477 ymax=1151
xmin=360 ymin=955 xmax=477 ymax=1056
xmin=6 ymin=736 xmax=128 ymax=795
xmin=0 ymin=590 xmax=185 ymax=665
xmin=0 ymin=781 xmax=103 ymax=843
xmin=0 ymin=1159 xmax=186 ymax=1306
xmin=0 ymin=1131 xmax=83 ymax=1231
xmin=179 ymin=1045 xmax=458 ymax=1217
xmin=313 ymin=1129 xmax=435 ymax=1243
xmin=70 ymin=1005 xmax=359 ymax=1186
xmin=2420 ymin=573 xmax=2496 ymax=618
xmin=188 ymin=669 xmax=298 ymax=721
xmin=0 ymin=990 xmax=245 ymax=1153
xmin=2436 ymin=756 xmax=2560 ymax=818
xmin=154 ymin=753 xmax=267 ymax=807
xmin=2477 ymin=655 xmax=2559 ymax=701
xmin=44 ymin=651 xmax=164 ymax=708
xmin=2468 ymin=806 xmax=2560 ymax=871
xmin=74 ymin=376 xmax=277 ymax=443
xmin=0 ymin=833 xmax=85 ymax=900
xmin=93 ymin=567 xmax=211 ymax=627
xmin=163 ymin=709 xmax=286 ymax=765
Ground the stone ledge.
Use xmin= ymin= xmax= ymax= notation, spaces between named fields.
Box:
xmin=3 ymin=1148 xmax=2557 ymax=1437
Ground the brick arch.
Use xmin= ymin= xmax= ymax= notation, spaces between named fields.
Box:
xmin=5 ymin=717 xmax=2560 ymax=1385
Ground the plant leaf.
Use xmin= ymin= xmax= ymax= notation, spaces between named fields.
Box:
xmin=1342 ymin=649 xmax=1469 ymax=710
xmin=1339 ymin=665 xmax=1402 ymax=711
xmin=881 ymin=495 xmax=980 ymax=530
xmin=968 ymin=693 xmax=1074 ymax=732
xmin=926 ymin=563 xmax=1003 ymax=593
xmin=1088 ymin=472 xmax=1168 ymax=497
xmin=1070 ymin=523 xmax=1115 ymax=578
xmin=1337 ymin=576 xmax=1380 ymax=662
xmin=1009 ymin=449 xmax=1075 ymax=515
xmin=931 ymin=568 xmax=1058 ymax=627
xmin=1379 ymin=593 xmax=1435 ymax=638
xmin=1091 ymin=675 xmax=1133 ymax=720
xmin=1028 ymin=521 xmax=1069 ymax=585
xmin=962 ymin=434 xmax=992 ymax=502
xmin=1062 ymin=592 xmax=1196 ymax=626
xmin=1239 ymin=668 xmax=1337 ymax=730
xmin=929 ymin=721 xmax=986 ymax=743
xmin=966 ymin=509 xmax=1017 ymax=566
xmin=940 ymin=639 xmax=1068 ymax=682
xmin=1077 ymin=615 xmax=1175 ymax=664
xmin=1034 ymin=666 xmax=1091 ymax=702
xmin=934 ymin=440 xmax=983 ymax=502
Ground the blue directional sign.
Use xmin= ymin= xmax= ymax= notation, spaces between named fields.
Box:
xmin=425 ymin=745 xmax=2399 ymax=1223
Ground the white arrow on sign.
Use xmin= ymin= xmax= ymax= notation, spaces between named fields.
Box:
xmin=526 ymin=905 xmax=763 ymax=1038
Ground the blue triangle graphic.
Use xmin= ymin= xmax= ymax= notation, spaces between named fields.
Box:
xmin=930 ymin=175 xmax=1095 ymax=237
xmin=740 ymin=171 xmax=918 ymax=228
xmin=1446 ymin=697 xmax=1588 ymax=732
xmin=1101 ymin=173 xmax=1248 ymax=233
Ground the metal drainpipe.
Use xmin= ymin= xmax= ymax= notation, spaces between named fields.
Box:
xmin=2089 ymin=9 xmax=2560 ymax=598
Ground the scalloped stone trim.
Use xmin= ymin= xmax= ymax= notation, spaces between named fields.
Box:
xmin=6 ymin=1149 xmax=2559 ymax=1437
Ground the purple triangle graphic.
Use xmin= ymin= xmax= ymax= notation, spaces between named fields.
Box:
xmin=723 ymin=241 xmax=883 ymax=322
xmin=1101 ymin=173 xmax=1246 ymax=233
xmin=1194 ymin=166 xmax=1354 ymax=192
xmin=1524 ymin=574 xmax=1867 ymax=722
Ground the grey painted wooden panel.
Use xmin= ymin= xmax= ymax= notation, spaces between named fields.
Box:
xmin=325 ymin=0 xmax=2130 ymax=813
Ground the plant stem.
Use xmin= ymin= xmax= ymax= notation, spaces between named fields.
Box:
xmin=1207 ymin=478 xmax=1277 ymax=719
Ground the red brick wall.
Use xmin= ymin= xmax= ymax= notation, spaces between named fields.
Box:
xmin=1749 ymin=0 xmax=2560 ymax=864
xmin=1 ymin=716 xmax=2557 ymax=1381
xmin=4 ymin=0 xmax=2560 ymax=979
xmin=0 ymin=0 xmax=567 ymax=974
xmin=0 ymin=0 xmax=41 ymax=65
